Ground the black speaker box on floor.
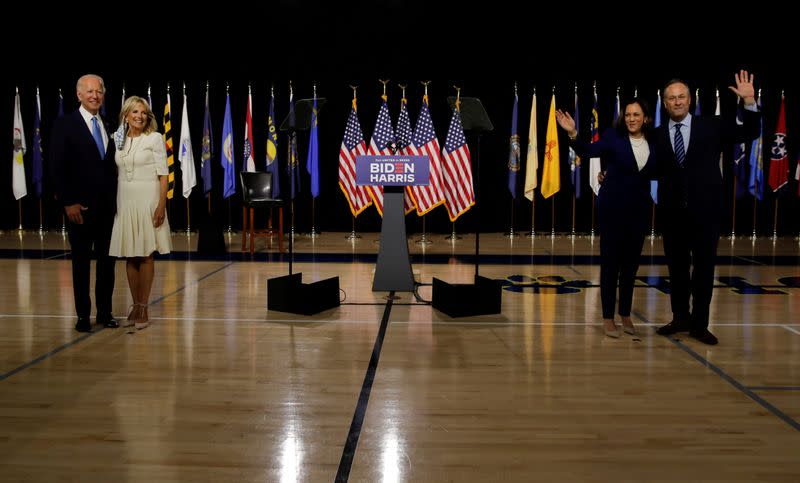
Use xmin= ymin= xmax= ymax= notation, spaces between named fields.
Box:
xmin=267 ymin=273 xmax=340 ymax=315
xmin=196 ymin=211 xmax=226 ymax=256
xmin=432 ymin=275 xmax=503 ymax=317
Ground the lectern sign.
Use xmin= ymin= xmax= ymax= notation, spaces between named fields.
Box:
xmin=355 ymin=155 xmax=430 ymax=186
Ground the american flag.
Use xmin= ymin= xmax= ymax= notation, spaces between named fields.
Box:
xmin=408 ymin=95 xmax=445 ymax=215
xmin=365 ymin=98 xmax=396 ymax=216
xmin=440 ymin=106 xmax=474 ymax=221
xmin=395 ymin=96 xmax=417 ymax=214
xmin=396 ymin=96 xmax=413 ymax=153
xmin=338 ymin=98 xmax=372 ymax=216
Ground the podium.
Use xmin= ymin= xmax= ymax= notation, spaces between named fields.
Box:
xmin=373 ymin=186 xmax=414 ymax=291
xmin=431 ymin=97 xmax=503 ymax=317
xmin=356 ymin=150 xmax=430 ymax=292
xmin=266 ymin=97 xmax=340 ymax=315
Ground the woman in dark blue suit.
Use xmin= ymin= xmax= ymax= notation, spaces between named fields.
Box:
xmin=556 ymin=98 xmax=655 ymax=338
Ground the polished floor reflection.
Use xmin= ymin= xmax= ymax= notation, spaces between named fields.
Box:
xmin=0 ymin=231 xmax=798 ymax=482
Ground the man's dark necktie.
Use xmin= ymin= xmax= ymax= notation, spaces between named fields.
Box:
xmin=674 ymin=122 xmax=685 ymax=167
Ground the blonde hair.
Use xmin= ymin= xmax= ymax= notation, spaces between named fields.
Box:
xmin=119 ymin=96 xmax=158 ymax=134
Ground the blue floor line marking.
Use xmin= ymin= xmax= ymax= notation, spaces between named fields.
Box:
xmin=0 ymin=262 xmax=235 ymax=382
xmin=747 ymin=386 xmax=800 ymax=391
xmin=1 ymin=248 xmax=798 ymax=266
xmin=633 ymin=310 xmax=800 ymax=432
xmin=0 ymin=331 xmax=98 ymax=381
xmin=335 ymin=293 xmax=393 ymax=482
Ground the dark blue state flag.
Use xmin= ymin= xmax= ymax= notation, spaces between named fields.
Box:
xmin=507 ymin=92 xmax=520 ymax=199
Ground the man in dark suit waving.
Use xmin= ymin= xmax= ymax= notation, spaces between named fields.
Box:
xmin=655 ymin=70 xmax=760 ymax=345
xmin=50 ymin=74 xmax=119 ymax=332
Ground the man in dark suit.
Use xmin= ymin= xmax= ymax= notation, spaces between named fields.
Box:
xmin=655 ymin=70 xmax=760 ymax=345
xmin=49 ymin=74 xmax=119 ymax=332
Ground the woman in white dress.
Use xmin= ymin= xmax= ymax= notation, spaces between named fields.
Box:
xmin=109 ymin=96 xmax=172 ymax=330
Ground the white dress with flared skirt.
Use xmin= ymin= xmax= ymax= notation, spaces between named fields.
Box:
xmin=109 ymin=132 xmax=172 ymax=257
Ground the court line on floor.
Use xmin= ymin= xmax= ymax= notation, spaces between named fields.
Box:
xmin=747 ymin=386 xmax=800 ymax=391
xmin=2 ymin=312 xmax=799 ymax=329
xmin=335 ymin=292 xmax=394 ymax=483
xmin=633 ymin=310 xmax=800 ymax=432
xmin=0 ymin=331 xmax=97 ymax=381
xmin=0 ymin=262 xmax=235 ymax=382
xmin=148 ymin=262 xmax=235 ymax=305
xmin=781 ymin=325 xmax=800 ymax=336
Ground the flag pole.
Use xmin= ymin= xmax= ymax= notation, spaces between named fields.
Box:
xmin=550 ymin=85 xmax=557 ymax=239
xmin=730 ymin=176 xmax=737 ymax=239
xmin=61 ymin=214 xmax=66 ymax=236
xmin=570 ymin=195 xmax=576 ymax=239
xmin=310 ymin=198 xmax=317 ymax=239
xmin=166 ymin=82 xmax=173 ymax=229
xmin=290 ymin=200 xmax=295 ymax=240
xmin=227 ymin=198 xmax=232 ymax=233
xmin=528 ymin=85 xmax=537 ymax=239
xmin=506 ymin=82 xmax=519 ymax=239
xmin=772 ymin=199 xmax=779 ymax=241
xmin=505 ymin=200 xmax=518 ymax=237
xmin=186 ymin=199 xmax=191 ymax=235
xmin=650 ymin=203 xmax=656 ymax=240
xmin=346 ymin=216 xmax=361 ymax=240
xmin=183 ymin=81 xmax=191 ymax=235
xmin=570 ymin=81 xmax=577 ymax=239
xmin=345 ymin=85 xmax=361 ymax=242
xmin=225 ymin=82 xmax=232 ymax=234
xmin=38 ymin=199 xmax=44 ymax=234
xmin=309 ymin=82 xmax=319 ymax=239
xmin=590 ymin=193 xmax=596 ymax=239
xmin=751 ymin=197 xmax=757 ymax=241
xmin=206 ymin=81 xmax=212 ymax=217
xmin=416 ymin=216 xmax=431 ymax=245
xmin=446 ymin=222 xmax=460 ymax=242
xmin=18 ymin=201 xmax=23 ymax=231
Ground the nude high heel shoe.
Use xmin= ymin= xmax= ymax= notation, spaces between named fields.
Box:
xmin=621 ymin=317 xmax=636 ymax=335
xmin=134 ymin=303 xmax=150 ymax=330
xmin=122 ymin=304 xmax=138 ymax=328
xmin=603 ymin=319 xmax=621 ymax=338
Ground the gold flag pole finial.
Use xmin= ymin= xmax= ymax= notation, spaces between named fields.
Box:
xmin=453 ymin=85 xmax=462 ymax=111
xmin=379 ymin=79 xmax=389 ymax=101
xmin=350 ymin=85 xmax=358 ymax=110
xmin=421 ymin=80 xmax=431 ymax=103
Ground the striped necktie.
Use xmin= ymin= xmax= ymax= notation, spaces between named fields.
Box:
xmin=674 ymin=122 xmax=685 ymax=167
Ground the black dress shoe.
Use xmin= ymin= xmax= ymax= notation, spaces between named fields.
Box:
xmin=75 ymin=317 xmax=92 ymax=333
xmin=97 ymin=316 xmax=120 ymax=329
xmin=656 ymin=318 xmax=690 ymax=335
xmin=690 ymin=329 xmax=719 ymax=345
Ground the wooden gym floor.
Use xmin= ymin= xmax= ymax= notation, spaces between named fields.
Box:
xmin=0 ymin=230 xmax=798 ymax=482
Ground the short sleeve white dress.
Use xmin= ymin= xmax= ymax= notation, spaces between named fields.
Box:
xmin=109 ymin=132 xmax=172 ymax=257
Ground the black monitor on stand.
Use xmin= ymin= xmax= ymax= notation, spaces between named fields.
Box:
xmin=267 ymin=97 xmax=339 ymax=316
xmin=432 ymin=97 xmax=503 ymax=317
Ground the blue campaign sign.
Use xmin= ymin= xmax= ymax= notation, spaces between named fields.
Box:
xmin=355 ymin=155 xmax=430 ymax=186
